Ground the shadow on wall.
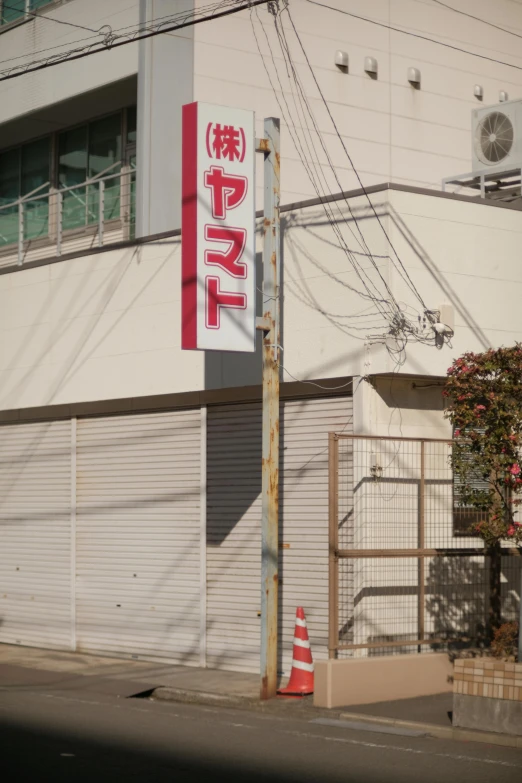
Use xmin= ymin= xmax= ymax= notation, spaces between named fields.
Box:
xmin=277 ymin=198 xmax=492 ymax=366
xmin=425 ymin=555 xmax=521 ymax=651
xmin=204 ymin=216 xmax=288 ymax=391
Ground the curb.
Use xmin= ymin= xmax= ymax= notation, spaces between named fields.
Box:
xmin=152 ymin=687 xmax=257 ymax=708
xmin=338 ymin=711 xmax=522 ymax=749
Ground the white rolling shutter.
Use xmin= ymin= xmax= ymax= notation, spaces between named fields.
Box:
xmin=279 ymin=397 xmax=352 ymax=675
xmin=0 ymin=421 xmax=73 ymax=650
xmin=76 ymin=410 xmax=201 ymax=663
xmin=206 ymin=396 xmax=352 ymax=674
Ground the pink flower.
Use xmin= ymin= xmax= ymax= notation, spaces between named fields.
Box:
xmin=454 ymin=429 xmax=461 ymax=438
xmin=507 ymin=526 xmax=516 ymax=536
xmin=510 ymin=464 xmax=521 ymax=476
xmin=475 ymin=405 xmax=486 ymax=411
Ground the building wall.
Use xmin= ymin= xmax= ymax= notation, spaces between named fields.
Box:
xmin=1 ymin=187 xmax=521 ymax=412
xmin=193 ymin=0 xmax=522 ymax=207
xmin=2 ymin=2 xmax=522 ymax=228
xmin=0 ymin=0 xmax=139 ymax=131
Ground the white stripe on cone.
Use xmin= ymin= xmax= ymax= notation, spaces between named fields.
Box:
xmin=291 ymin=660 xmax=314 ymax=673
xmin=295 ymin=618 xmax=307 ymax=627
xmin=293 ymin=637 xmax=310 ymax=648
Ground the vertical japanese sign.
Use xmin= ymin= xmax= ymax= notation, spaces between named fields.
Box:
xmin=182 ymin=102 xmax=256 ymax=352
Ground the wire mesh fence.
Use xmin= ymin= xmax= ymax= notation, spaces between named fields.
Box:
xmin=329 ymin=433 xmax=522 ymax=658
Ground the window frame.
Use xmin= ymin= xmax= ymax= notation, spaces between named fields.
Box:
xmin=0 ymin=0 xmax=57 ymax=31
xmin=0 ymin=106 xmax=137 ymax=253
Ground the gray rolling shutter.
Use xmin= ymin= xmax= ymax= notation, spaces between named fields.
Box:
xmin=0 ymin=421 xmax=73 ymax=650
xmin=206 ymin=396 xmax=352 ymax=674
xmin=206 ymin=403 xmax=262 ymax=672
xmin=76 ymin=410 xmax=201 ymax=663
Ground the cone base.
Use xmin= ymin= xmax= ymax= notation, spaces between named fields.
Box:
xmin=277 ymin=685 xmax=313 ymax=696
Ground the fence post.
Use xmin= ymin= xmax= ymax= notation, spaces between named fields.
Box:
xmin=519 ymin=570 xmax=522 ymax=663
xmin=98 ymin=180 xmax=105 ymax=247
xmin=328 ymin=433 xmax=339 ymax=659
xmin=56 ymin=191 xmax=63 ymax=256
xmin=17 ymin=200 xmax=24 ymax=266
xmin=418 ymin=440 xmax=426 ymax=646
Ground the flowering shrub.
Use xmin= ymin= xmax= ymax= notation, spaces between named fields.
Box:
xmin=491 ymin=621 xmax=519 ymax=660
xmin=445 ymin=346 xmax=522 ymax=547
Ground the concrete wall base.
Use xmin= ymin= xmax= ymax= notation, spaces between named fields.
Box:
xmin=453 ymin=693 xmax=522 ymax=736
xmin=314 ymin=654 xmax=453 ymax=709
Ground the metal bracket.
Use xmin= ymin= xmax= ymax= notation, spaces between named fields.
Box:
xmin=256 ymin=316 xmax=271 ymax=331
xmin=256 ymin=137 xmax=271 ymax=154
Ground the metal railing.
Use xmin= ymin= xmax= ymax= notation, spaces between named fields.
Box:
xmin=0 ymin=162 xmax=136 ymax=266
xmin=328 ymin=433 xmax=522 ymax=658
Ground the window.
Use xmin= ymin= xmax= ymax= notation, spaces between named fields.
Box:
xmin=0 ymin=137 xmax=50 ymax=245
xmin=0 ymin=106 xmax=136 ymax=248
xmin=59 ymin=113 xmax=122 ymax=230
xmin=0 ymin=1 xmax=54 ymax=27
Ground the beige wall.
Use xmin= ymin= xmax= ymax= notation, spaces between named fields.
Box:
xmin=3 ymin=2 xmax=522 ymax=206
xmin=0 ymin=0 xmax=139 ymax=129
xmin=1 ymin=188 xmax=521 ymax=412
xmin=194 ymin=0 xmax=522 ymax=205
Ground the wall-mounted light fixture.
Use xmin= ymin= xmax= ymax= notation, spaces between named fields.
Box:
xmin=473 ymin=84 xmax=483 ymax=100
xmin=407 ymin=67 xmax=421 ymax=88
xmin=499 ymin=90 xmax=509 ymax=102
xmin=364 ymin=56 xmax=378 ymax=78
xmin=334 ymin=50 xmax=348 ymax=71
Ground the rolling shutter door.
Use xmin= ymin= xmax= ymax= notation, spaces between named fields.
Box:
xmin=206 ymin=403 xmax=262 ymax=672
xmin=76 ymin=410 xmax=201 ymax=663
xmin=206 ymin=396 xmax=352 ymax=674
xmin=0 ymin=421 xmax=73 ymax=650
xmin=279 ymin=396 xmax=352 ymax=675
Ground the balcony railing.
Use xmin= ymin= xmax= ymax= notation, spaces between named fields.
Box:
xmin=0 ymin=161 xmax=136 ymax=267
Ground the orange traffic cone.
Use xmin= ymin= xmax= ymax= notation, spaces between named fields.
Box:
xmin=277 ymin=607 xmax=314 ymax=696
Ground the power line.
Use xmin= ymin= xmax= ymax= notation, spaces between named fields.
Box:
xmin=305 ymin=0 xmax=522 ymax=73
xmin=251 ymin=4 xmax=435 ymax=357
xmin=282 ymin=5 xmax=428 ymax=311
xmin=0 ymin=0 xmax=232 ymax=67
xmin=430 ymin=0 xmax=522 ymax=42
xmin=0 ymin=0 xmax=271 ymax=82
xmin=1 ymin=2 xmax=98 ymax=32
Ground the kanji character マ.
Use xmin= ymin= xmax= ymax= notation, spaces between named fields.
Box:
xmin=205 ymin=225 xmax=247 ymax=279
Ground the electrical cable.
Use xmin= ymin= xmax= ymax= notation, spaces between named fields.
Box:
xmin=429 ymin=0 xmax=522 ymax=43
xmin=0 ymin=0 xmax=272 ymax=82
xmin=304 ymin=0 xmax=522 ymax=73
xmin=251 ymin=6 xmax=398 ymax=323
xmin=252 ymin=3 xmax=437 ymax=356
xmin=0 ymin=0 xmax=239 ymax=66
xmin=284 ymin=4 xmax=428 ymax=311
xmin=1 ymin=1 xmax=98 ymax=32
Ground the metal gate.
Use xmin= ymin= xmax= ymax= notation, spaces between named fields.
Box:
xmin=328 ymin=433 xmax=522 ymax=658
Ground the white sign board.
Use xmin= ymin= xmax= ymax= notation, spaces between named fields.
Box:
xmin=181 ymin=102 xmax=256 ymax=352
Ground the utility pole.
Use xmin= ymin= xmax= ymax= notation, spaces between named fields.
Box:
xmin=257 ymin=117 xmax=281 ymax=700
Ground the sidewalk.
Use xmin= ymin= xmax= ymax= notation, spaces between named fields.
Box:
xmin=1 ymin=644 xmax=521 ymax=749
xmin=0 ymin=643 xmax=259 ymax=701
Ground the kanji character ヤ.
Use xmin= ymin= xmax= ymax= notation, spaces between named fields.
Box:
xmin=204 ymin=166 xmax=248 ymax=219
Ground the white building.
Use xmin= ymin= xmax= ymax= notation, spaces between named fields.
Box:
xmin=0 ymin=0 xmax=521 ymax=674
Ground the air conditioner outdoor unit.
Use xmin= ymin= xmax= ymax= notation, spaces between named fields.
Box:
xmin=472 ymin=99 xmax=522 ymax=174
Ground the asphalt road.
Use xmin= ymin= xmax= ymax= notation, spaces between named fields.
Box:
xmin=0 ymin=687 xmax=521 ymax=783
